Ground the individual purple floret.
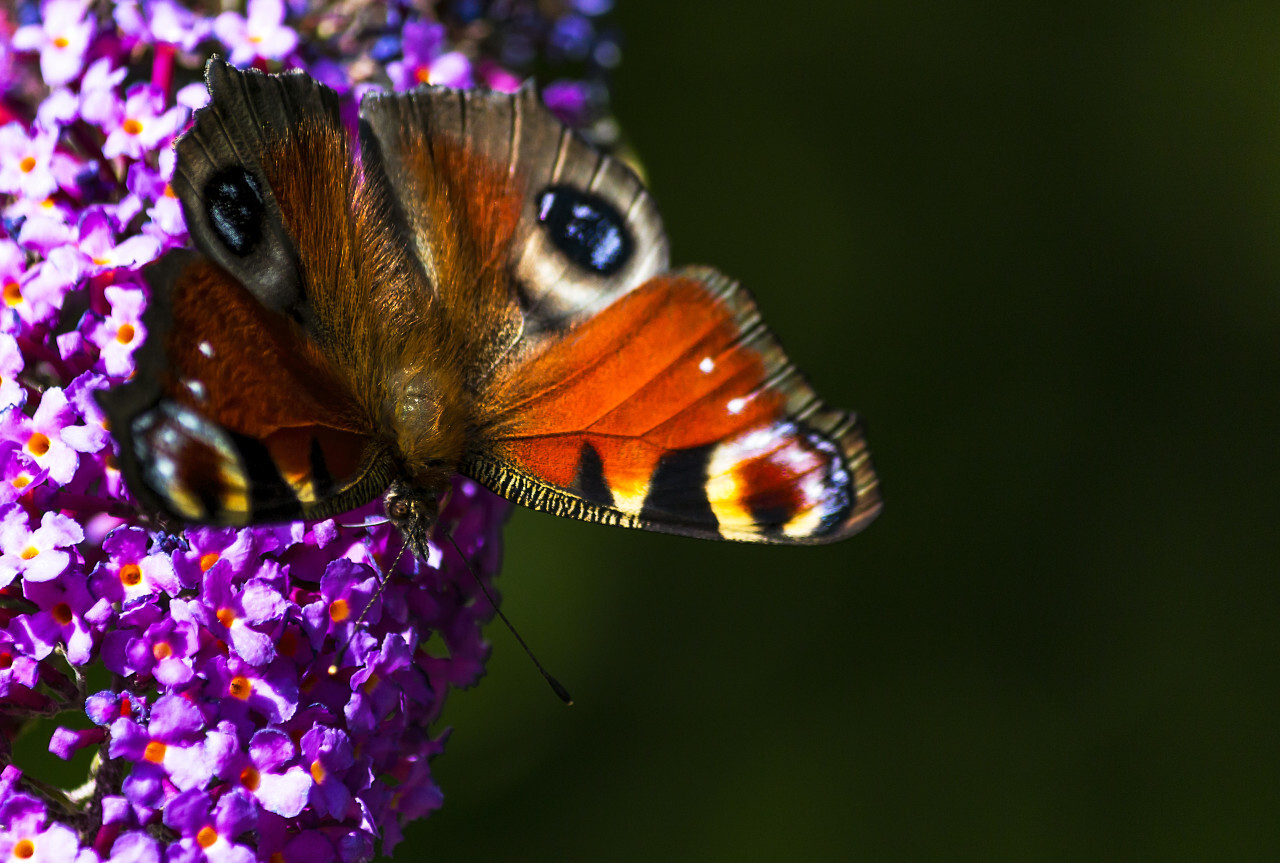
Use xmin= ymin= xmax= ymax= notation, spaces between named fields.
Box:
xmin=0 ymin=0 xmax=620 ymax=857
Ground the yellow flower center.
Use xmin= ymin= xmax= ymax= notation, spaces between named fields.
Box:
xmin=229 ymin=675 xmax=252 ymax=700
xmin=26 ymin=432 xmax=49 ymax=456
xmin=329 ymin=598 xmax=350 ymax=622
xmin=3 ymin=282 xmax=21 ymax=306
xmin=116 ymin=323 xmax=136 ymax=344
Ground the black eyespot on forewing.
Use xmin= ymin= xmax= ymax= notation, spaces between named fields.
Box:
xmin=537 ymin=185 xmax=633 ymax=276
xmin=205 ymin=166 xmax=264 ymax=256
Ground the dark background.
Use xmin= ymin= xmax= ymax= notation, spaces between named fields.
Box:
xmin=411 ymin=2 xmax=1280 ymax=860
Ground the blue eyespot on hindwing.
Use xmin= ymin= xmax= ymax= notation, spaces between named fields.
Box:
xmin=536 ymin=185 xmax=633 ymax=276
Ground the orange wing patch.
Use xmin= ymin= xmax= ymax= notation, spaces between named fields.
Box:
xmin=479 ymin=269 xmax=880 ymax=543
xmin=101 ymin=255 xmax=383 ymax=525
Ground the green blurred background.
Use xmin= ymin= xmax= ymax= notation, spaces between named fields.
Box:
xmin=409 ymin=2 xmax=1280 ymax=860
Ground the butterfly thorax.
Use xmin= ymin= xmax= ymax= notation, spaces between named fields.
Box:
xmin=378 ymin=356 xmax=474 ymax=557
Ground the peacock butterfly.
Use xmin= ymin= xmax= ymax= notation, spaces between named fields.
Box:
xmin=98 ymin=59 xmax=881 ymax=560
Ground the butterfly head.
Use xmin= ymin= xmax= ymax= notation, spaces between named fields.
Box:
xmin=384 ymin=479 xmax=443 ymax=560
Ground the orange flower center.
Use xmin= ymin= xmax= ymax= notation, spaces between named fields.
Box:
xmin=329 ymin=598 xmax=350 ymax=623
xmin=152 ymin=641 xmax=172 ymax=660
xmin=163 ymin=183 xmax=177 ymax=198
xmin=415 ymin=66 xmax=432 ymax=84
xmin=116 ymin=323 xmax=136 ymax=344
xmin=51 ymin=602 xmax=72 ymax=625
xmin=26 ymin=432 xmax=49 ymax=456
xmin=20 ymin=546 xmax=38 ymax=560
xmin=122 ymin=118 xmax=143 ymax=136
xmin=19 ymin=156 xmax=36 ymax=173
xmin=196 ymin=826 xmax=218 ymax=848
xmin=216 ymin=608 xmax=236 ymax=628
xmin=13 ymin=839 xmax=35 ymax=859
xmin=310 ymin=759 xmax=326 ymax=783
xmin=144 ymin=740 xmax=166 ymax=763
xmin=229 ymin=675 xmax=252 ymax=699
xmin=3 ymin=281 xmax=21 ymax=306
xmin=119 ymin=563 xmax=142 ymax=586
xmin=200 ymin=552 xmax=220 ymax=572
xmin=53 ymin=36 xmax=70 ymax=49
xmin=12 ymin=474 xmax=30 ymax=489
xmin=239 ymin=765 xmax=261 ymax=791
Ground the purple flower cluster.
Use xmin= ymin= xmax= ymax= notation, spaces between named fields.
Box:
xmin=0 ymin=0 xmax=618 ymax=858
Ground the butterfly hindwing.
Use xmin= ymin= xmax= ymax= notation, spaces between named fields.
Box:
xmin=98 ymin=252 xmax=394 ymax=526
xmin=467 ymin=268 xmax=880 ymax=544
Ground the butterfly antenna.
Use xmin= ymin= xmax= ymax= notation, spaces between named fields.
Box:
xmin=327 ymin=541 xmax=408 ymax=676
xmin=446 ymin=532 xmax=573 ymax=706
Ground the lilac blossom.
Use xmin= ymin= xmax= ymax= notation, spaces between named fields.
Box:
xmin=88 ymin=285 xmax=147 ymax=376
xmin=10 ymin=0 xmax=94 ymax=87
xmin=0 ymin=125 xmax=61 ymax=200
xmin=0 ymin=0 xmax=620 ymax=857
xmin=102 ymin=84 xmax=188 ymax=161
xmin=0 ymin=506 xmax=83 ymax=586
xmin=214 ymin=0 xmax=299 ymax=66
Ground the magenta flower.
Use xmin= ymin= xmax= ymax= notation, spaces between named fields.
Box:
xmin=214 ymin=0 xmax=299 ymax=66
xmin=210 ymin=726 xmax=313 ymax=818
xmin=114 ymin=0 xmax=210 ymax=52
xmin=390 ymin=20 xmax=475 ymax=89
xmin=0 ymin=124 xmax=63 ymax=202
xmin=88 ymin=285 xmax=147 ymax=376
xmin=0 ymin=506 xmax=83 ymax=586
xmin=67 ymin=209 xmax=162 ymax=275
xmin=102 ymin=84 xmax=187 ymax=160
xmin=78 ymin=57 xmax=127 ymax=127
xmin=2 ymin=386 xmax=79 ymax=484
xmin=0 ymin=332 xmax=25 ymax=409
xmin=11 ymin=0 xmax=94 ymax=87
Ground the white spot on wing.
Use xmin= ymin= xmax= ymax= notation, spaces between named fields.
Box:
xmin=699 ymin=357 xmax=715 ymax=373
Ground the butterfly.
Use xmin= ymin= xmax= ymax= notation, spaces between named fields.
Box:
xmin=98 ymin=59 xmax=881 ymax=561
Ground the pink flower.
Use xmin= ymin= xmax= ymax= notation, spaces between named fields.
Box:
xmin=214 ymin=0 xmax=299 ymax=65
xmin=0 ymin=506 xmax=84 ymax=587
xmin=102 ymin=85 xmax=187 ymax=161
xmin=11 ymin=0 xmax=94 ymax=87
xmin=89 ymin=285 xmax=147 ymax=377
xmin=0 ymin=124 xmax=60 ymax=200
